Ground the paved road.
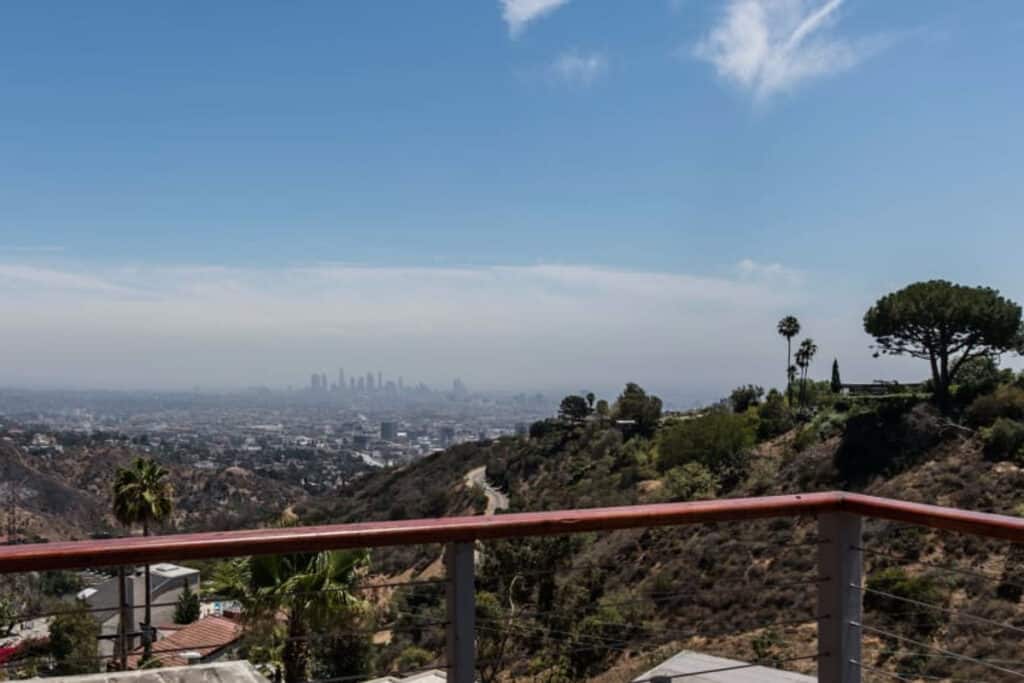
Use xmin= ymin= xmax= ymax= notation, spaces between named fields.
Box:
xmin=465 ymin=466 xmax=509 ymax=515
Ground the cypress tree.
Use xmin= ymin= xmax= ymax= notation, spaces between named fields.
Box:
xmin=831 ymin=358 xmax=842 ymax=394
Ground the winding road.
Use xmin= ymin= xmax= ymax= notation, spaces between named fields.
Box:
xmin=465 ymin=466 xmax=509 ymax=515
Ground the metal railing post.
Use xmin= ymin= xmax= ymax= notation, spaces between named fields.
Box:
xmin=117 ymin=566 xmax=129 ymax=670
xmin=817 ymin=512 xmax=862 ymax=683
xmin=445 ymin=541 xmax=476 ymax=683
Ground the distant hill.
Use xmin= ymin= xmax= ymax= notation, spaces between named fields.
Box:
xmin=0 ymin=435 xmax=308 ymax=541
xmin=305 ymin=393 xmax=1024 ymax=681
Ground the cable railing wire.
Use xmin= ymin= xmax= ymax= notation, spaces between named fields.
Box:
xmin=855 ymin=546 xmax=1024 ymax=593
xmin=853 ymin=621 xmax=1024 ymax=679
xmin=5 ymin=577 xmax=448 ymax=624
xmin=855 ymin=584 xmax=1024 ymax=638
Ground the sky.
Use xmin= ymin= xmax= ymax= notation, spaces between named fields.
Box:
xmin=1 ymin=1 xmax=1023 ymax=404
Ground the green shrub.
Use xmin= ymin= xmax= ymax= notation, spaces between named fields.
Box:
xmin=730 ymin=385 xmax=764 ymax=413
xmin=967 ymin=385 xmax=1024 ymax=427
xmin=756 ymin=390 xmax=793 ymax=440
xmin=656 ymin=411 xmax=754 ymax=483
xmin=396 ymin=646 xmax=433 ymax=672
xmin=952 ymin=355 xmax=1012 ymax=406
xmin=865 ymin=568 xmax=947 ymax=635
xmin=982 ymin=418 xmax=1024 ymax=461
xmin=791 ymin=426 xmax=816 ymax=453
xmin=833 ymin=402 xmax=941 ymax=486
xmin=663 ymin=462 xmax=717 ymax=502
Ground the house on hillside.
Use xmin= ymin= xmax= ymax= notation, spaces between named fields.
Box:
xmin=77 ymin=563 xmax=200 ymax=656
xmin=126 ymin=615 xmax=242 ymax=669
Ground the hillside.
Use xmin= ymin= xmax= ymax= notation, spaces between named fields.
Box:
xmin=0 ymin=436 xmax=307 ymax=541
xmin=306 ymin=378 xmax=1024 ymax=681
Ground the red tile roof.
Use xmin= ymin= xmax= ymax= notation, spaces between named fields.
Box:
xmin=127 ymin=616 xmax=242 ymax=669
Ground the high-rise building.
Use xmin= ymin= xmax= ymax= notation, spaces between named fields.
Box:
xmin=349 ymin=377 xmax=356 ymax=391
xmin=357 ymin=377 xmax=365 ymax=392
xmin=377 ymin=371 xmax=383 ymax=390
xmin=366 ymin=372 xmax=375 ymax=392
xmin=310 ymin=373 xmax=320 ymax=392
xmin=380 ymin=421 xmax=398 ymax=441
xmin=338 ymin=368 xmax=345 ymax=391
xmin=398 ymin=376 xmax=404 ymax=391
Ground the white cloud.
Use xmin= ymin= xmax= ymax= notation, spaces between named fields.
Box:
xmin=0 ymin=264 xmax=125 ymax=293
xmin=736 ymin=258 xmax=803 ymax=285
xmin=0 ymin=260 xmax=843 ymax=400
xmin=694 ymin=0 xmax=890 ymax=100
xmin=501 ymin=0 xmax=570 ymax=37
xmin=549 ymin=51 xmax=608 ymax=86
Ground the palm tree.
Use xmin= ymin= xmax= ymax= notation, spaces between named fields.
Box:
xmin=112 ymin=458 xmax=173 ymax=660
xmin=777 ymin=316 xmax=801 ymax=404
xmin=795 ymin=338 xmax=818 ymax=406
xmin=210 ymin=549 xmax=370 ymax=683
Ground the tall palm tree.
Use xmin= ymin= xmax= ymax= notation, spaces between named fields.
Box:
xmin=777 ymin=316 xmax=801 ymax=404
xmin=795 ymin=338 xmax=818 ymax=406
xmin=210 ymin=549 xmax=370 ymax=683
xmin=112 ymin=458 xmax=174 ymax=660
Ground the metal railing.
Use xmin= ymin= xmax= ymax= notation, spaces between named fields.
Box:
xmin=3 ymin=491 xmax=1024 ymax=682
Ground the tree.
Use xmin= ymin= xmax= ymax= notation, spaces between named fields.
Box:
xmin=729 ymin=385 xmax=764 ymax=413
xmin=612 ymin=383 xmax=662 ymax=438
xmin=795 ymin=338 xmax=818 ymax=406
xmin=757 ymin=389 xmax=793 ymax=440
xmin=864 ymin=280 xmax=1024 ymax=408
xmin=664 ymin=462 xmax=717 ymax=502
xmin=595 ymin=399 xmax=610 ymax=417
xmin=49 ymin=600 xmax=100 ymax=675
xmin=656 ymin=411 xmax=754 ymax=482
xmin=558 ymin=395 xmax=590 ymax=422
xmin=830 ymin=358 xmax=842 ymax=394
xmin=777 ymin=316 xmax=801 ymax=404
xmin=113 ymin=457 xmax=174 ymax=658
xmin=585 ymin=392 xmax=596 ymax=410
xmin=0 ymin=594 xmax=16 ymax=637
xmin=173 ymin=583 xmax=200 ymax=625
xmin=209 ymin=549 xmax=370 ymax=683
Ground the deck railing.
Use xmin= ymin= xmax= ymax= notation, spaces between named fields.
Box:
xmin=3 ymin=491 xmax=1024 ymax=682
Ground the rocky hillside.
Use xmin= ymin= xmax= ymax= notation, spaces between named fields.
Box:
xmin=0 ymin=436 xmax=307 ymax=541
xmin=307 ymin=377 xmax=1024 ymax=681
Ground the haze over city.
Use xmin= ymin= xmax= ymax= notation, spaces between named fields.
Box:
xmin=3 ymin=0 xmax=1022 ymax=401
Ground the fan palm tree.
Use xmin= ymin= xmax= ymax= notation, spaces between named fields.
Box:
xmin=777 ymin=316 xmax=801 ymax=404
xmin=112 ymin=458 xmax=173 ymax=659
xmin=795 ymin=338 xmax=819 ymax=406
xmin=209 ymin=549 xmax=370 ymax=683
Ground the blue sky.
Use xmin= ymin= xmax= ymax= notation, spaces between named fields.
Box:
xmin=2 ymin=1 xmax=1023 ymax=401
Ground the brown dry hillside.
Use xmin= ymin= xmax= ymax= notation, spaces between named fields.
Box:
xmin=308 ymin=396 xmax=1024 ymax=681
xmin=1 ymin=437 xmax=308 ymax=540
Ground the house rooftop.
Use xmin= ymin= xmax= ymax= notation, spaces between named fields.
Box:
xmin=127 ymin=616 xmax=241 ymax=669
xmin=22 ymin=661 xmax=266 ymax=683
xmin=151 ymin=563 xmax=199 ymax=579
xmin=633 ymin=650 xmax=815 ymax=682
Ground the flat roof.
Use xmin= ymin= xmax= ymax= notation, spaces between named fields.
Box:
xmin=633 ymin=651 xmax=815 ymax=682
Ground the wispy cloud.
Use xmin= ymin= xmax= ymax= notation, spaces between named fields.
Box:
xmin=736 ymin=258 xmax=803 ymax=286
xmin=548 ymin=51 xmax=608 ymax=86
xmin=0 ymin=264 xmax=125 ymax=293
xmin=501 ymin=0 xmax=571 ymax=37
xmin=1 ymin=245 xmax=66 ymax=253
xmin=694 ymin=0 xmax=891 ymax=100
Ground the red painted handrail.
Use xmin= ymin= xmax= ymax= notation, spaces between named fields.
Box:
xmin=1 ymin=491 xmax=1022 ymax=574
